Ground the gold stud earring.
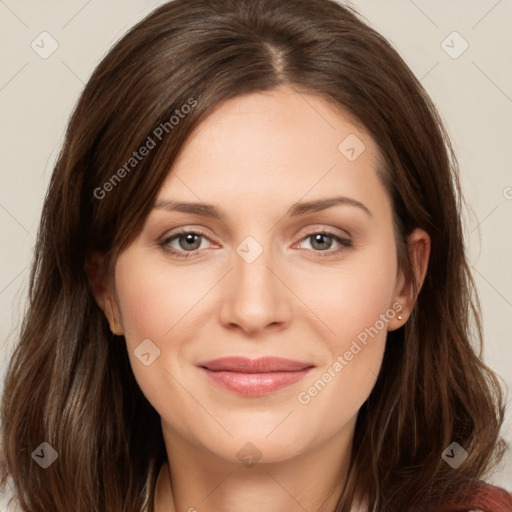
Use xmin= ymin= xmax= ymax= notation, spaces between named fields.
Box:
xmin=397 ymin=314 xmax=403 ymax=321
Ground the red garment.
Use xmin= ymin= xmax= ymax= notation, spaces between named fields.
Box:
xmin=437 ymin=480 xmax=512 ymax=512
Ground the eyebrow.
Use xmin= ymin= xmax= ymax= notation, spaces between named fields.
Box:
xmin=153 ymin=196 xmax=372 ymax=219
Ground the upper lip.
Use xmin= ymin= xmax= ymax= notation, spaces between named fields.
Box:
xmin=198 ymin=356 xmax=314 ymax=373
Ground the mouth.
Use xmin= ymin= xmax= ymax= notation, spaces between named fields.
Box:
xmin=197 ymin=356 xmax=315 ymax=397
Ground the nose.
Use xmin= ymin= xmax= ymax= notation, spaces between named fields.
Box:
xmin=218 ymin=240 xmax=292 ymax=337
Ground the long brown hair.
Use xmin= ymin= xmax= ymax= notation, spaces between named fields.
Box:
xmin=0 ymin=0 xmax=507 ymax=510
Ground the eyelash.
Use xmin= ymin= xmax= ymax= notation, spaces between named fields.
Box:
xmin=159 ymin=228 xmax=353 ymax=259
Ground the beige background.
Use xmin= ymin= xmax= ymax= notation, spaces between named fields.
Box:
xmin=0 ymin=0 xmax=511 ymax=495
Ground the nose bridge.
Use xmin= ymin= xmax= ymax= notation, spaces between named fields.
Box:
xmin=234 ymin=233 xmax=280 ymax=305
xmin=219 ymin=233 xmax=290 ymax=334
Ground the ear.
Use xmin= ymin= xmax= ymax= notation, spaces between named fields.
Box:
xmin=84 ymin=250 xmax=124 ymax=335
xmin=389 ymin=228 xmax=430 ymax=331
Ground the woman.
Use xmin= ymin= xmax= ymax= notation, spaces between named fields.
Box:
xmin=0 ymin=0 xmax=510 ymax=511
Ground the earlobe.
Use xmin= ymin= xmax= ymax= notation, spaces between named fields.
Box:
xmin=84 ymin=250 xmax=124 ymax=335
xmin=390 ymin=228 xmax=431 ymax=330
xmin=105 ymin=297 xmax=124 ymax=336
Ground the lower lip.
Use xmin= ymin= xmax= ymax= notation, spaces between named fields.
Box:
xmin=200 ymin=368 xmax=313 ymax=397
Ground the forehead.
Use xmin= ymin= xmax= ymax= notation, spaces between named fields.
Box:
xmin=155 ymin=87 xmax=388 ymax=217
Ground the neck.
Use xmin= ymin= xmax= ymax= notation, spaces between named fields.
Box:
xmin=154 ymin=421 xmax=360 ymax=512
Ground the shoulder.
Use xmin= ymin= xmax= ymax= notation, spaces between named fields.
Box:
xmin=437 ymin=480 xmax=512 ymax=512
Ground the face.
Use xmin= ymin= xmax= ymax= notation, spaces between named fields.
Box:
xmin=103 ymin=86 xmax=411 ymax=466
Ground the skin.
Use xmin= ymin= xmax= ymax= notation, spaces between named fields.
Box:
xmin=87 ymin=85 xmax=430 ymax=512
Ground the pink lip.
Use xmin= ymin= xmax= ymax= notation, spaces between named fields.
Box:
xmin=197 ymin=357 xmax=314 ymax=397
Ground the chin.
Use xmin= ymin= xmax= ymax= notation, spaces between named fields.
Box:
xmin=196 ymin=427 xmax=315 ymax=467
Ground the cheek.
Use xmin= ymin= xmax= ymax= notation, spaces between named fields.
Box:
xmin=113 ymin=250 xmax=208 ymax=343
xmin=295 ymin=276 xmax=393 ymax=433
xmin=295 ymin=234 xmax=397 ymax=406
xmin=301 ymin=234 xmax=398 ymax=346
xmin=112 ymin=252 xmax=199 ymax=418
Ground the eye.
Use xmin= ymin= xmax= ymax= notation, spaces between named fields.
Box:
xmin=159 ymin=227 xmax=353 ymax=259
xmin=295 ymin=230 xmax=352 ymax=256
xmin=159 ymin=229 xmax=214 ymax=258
